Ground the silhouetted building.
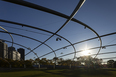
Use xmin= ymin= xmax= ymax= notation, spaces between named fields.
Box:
xmin=17 ymin=48 xmax=25 ymax=60
xmin=8 ymin=47 xmax=21 ymax=60
xmin=0 ymin=40 xmax=8 ymax=59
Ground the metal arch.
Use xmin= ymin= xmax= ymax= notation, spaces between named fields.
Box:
xmin=0 ymin=38 xmax=39 ymax=59
xmin=0 ymin=39 xmax=31 ymax=68
xmin=29 ymin=0 xmax=86 ymax=59
xmin=1 ymin=0 xmax=86 ymax=59
xmin=1 ymin=31 xmax=115 ymax=60
xmin=0 ymin=26 xmax=25 ymax=65
xmin=2 ymin=0 xmax=102 ymax=58
xmin=0 ymin=39 xmax=26 ymax=68
xmin=39 ymin=32 xmax=116 ymax=58
xmin=58 ymin=44 xmax=116 ymax=58
xmin=3 ymin=38 xmax=116 ymax=59
xmin=0 ymin=25 xmax=51 ymax=36
xmin=0 ymin=31 xmax=56 ymax=58
xmin=0 ymin=39 xmax=39 ymax=60
xmin=88 ymin=51 xmax=116 ymax=57
xmin=0 ymin=26 xmax=14 ymax=47
xmin=0 ymin=39 xmax=29 ymax=49
xmin=0 ymin=19 xmax=78 ymax=59
xmin=46 ymin=44 xmax=116 ymax=61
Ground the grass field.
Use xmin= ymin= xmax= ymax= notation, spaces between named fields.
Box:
xmin=0 ymin=68 xmax=116 ymax=77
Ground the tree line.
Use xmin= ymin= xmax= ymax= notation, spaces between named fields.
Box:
xmin=107 ymin=60 xmax=116 ymax=68
xmin=0 ymin=56 xmax=116 ymax=68
xmin=0 ymin=58 xmax=32 ymax=68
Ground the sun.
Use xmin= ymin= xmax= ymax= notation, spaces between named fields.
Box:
xmin=82 ymin=44 xmax=90 ymax=56
xmin=82 ymin=49 xmax=90 ymax=56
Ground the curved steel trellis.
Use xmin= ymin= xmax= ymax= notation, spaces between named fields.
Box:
xmin=0 ymin=39 xmax=27 ymax=68
xmin=0 ymin=26 xmax=14 ymax=47
xmin=47 ymin=43 xmax=116 ymax=61
xmin=58 ymin=44 xmax=116 ymax=58
xmin=101 ymin=57 xmax=116 ymax=60
xmin=0 ymin=26 xmax=14 ymax=68
xmin=28 ymin=0 xmax=86 ymax=59
xmin=0 ymin=31 xmax=116 ymax=63
xmin=0 ymin=26 xmax=40 ymax=62
xmin=0 ymin=38 xmax=39 ymax=59
xmin=39 ymin=32 xmax=116 ymax=58
xmin=0 ymin=19 xmax=78 ymax=59
xmin=0 ymin=31 xmax=57 ymax=58
xmin=2 ymin=0 xmax=102 ymax=58
xmin=1 ymin=30 xmax=114 ymax=60
xmin=0 ymin=25 xmax=51 ymax=36
xmin=0 ymin=39 xmax=29 ymax=49
xmin=89 ymin=51 xmax=116 ymax=57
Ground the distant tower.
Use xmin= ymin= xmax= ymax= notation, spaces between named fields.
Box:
xmin=8 ymin=46 xmax=15 ymax=60
xmin=0 ymin=40 xmax=8 ymax=59
xmin=8 ymin=47 xmax=21 ymax=60
xmin=17 ymin=48 xmax=25 ymax=60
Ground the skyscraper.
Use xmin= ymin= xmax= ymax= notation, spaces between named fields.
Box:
xmin=8 ymin=47 xmax=21 ymax=60
xmin=0 ymin=40 xmax=8 ymax=59
xmin=17 ymin=48 xmax=25 ymax=60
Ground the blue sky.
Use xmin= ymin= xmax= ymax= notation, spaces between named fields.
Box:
xmin=0 ymin=0 xmax=116 ymax=62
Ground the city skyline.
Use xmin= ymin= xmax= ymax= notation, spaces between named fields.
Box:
xmin=0 ymin=40 xmax=25 ymax=61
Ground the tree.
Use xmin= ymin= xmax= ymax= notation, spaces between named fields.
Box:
xmin=53 ymin=57 xmax=58 ymax=65
xmin=77 ymin=56 xmax=102 ymax=68
xmin=57 ymin=58 xmax=81 ymax=67
xmin=0 ymin=58 xmax=9 ymax=67
xmin=25 ymin=60 xmax=33 ymax=68
xmin=107 ymin=60 xmax=114 ymax=68
xmin=19 ymin=60 xmax=25 ymax=68
xmin=47 ymin=59 xmax=54 ymax=65
xmin=113 ymin=61 xmax=116 ymax=68
xmin=40 ymin=58 xmax=49 ymax=65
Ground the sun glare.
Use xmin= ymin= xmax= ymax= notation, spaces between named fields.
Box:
xmin=82 ymin=44 xmax=90 ymax=56
xmin=82 ymin=49 xmax=90 ymax=56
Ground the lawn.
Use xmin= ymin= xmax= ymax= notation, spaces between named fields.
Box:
xmin=0 ymin=68 xmax=116 ymax=77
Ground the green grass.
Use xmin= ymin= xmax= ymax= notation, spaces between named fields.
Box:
xmin=0 ymin=68 xmax=116 ymax=77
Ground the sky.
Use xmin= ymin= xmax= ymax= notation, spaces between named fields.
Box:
xmin=0 ymin=0 xmax=116 ymax=62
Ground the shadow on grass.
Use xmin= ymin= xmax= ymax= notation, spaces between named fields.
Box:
xmin=22 ymin=73 xmax=45 ymax=77
xmin=81 ymin=68 xmax=112 ymax=76
xmin=40 ymin=68 xmax=113 ymax=77
xmin=103 ymin=68 xmax=116 ymax=71
xmin=0 ymin=68 xmax=114 ymax=77
xmin=0 ymin=68 xmax=39 ymax=73
xmin=41 ymin=69 xmax=81 ymax=77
